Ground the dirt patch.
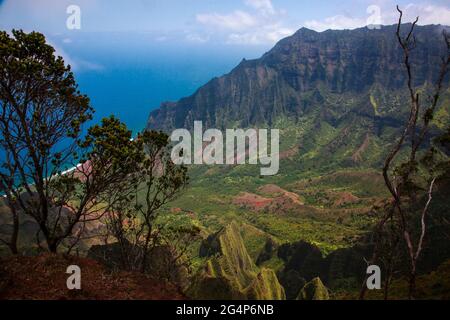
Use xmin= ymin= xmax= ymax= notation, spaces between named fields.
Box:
xmin=0 ymin=254 xmax=185 ymax=300
xmin=232 ymin=192 xmax=272 ymax=211
xmin=333 ymin=192 xmax=360 ymax=207
xmin=268 ymin=194 xmax=304 ymax=212
xmin=258 ymin=184 xmax=303 ymax=205
xmin=232 ymin=184 xmax=304 ymax=214
xmin=171 ymin=207 xmax=196 ymax=218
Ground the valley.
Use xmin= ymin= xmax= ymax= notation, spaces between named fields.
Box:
xmin=145 ymin=24 xmax=450 ymax=299
xmin=1 ymin=22 xmax=449 ymax=300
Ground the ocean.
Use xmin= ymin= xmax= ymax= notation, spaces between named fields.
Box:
xmin=0 ymin=32 xmax=270 ymax=177
xmin=63 ymin=32 xmax=270 ymax=134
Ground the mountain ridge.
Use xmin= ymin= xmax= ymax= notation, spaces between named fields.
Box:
xmin=147 ymin=24 xmax=450 ymax=132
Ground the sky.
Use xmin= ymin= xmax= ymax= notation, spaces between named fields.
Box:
xmin=1 ymin=0 xmax=450 ymax=65
xmin=1 ymin=0 xmax=450 ymax=45
xmin=1 ymin=0 xmax=450 ymax=132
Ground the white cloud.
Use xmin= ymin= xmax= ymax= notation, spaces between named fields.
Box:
xmin=195 ymin=0 xmax=292 ymax=45
xmin=185 ymin=33 xmax=210 ymax=43
xmin=397 ymin=4 xmax=450 ymax=25
xmin=0 ymin=0 xmax=98 ymax=33
xmin=245 ymin=0 xmax=275 ymax=16
xmin=303 ymin=3 xmax=450 ymax=32
xmin=155 ymin=35 xmax=168 ymax=42
xmin=228 ymin=24 xmax=293 ymax=45
xmin=47 ymin=39 xmax=103 ymax=72
xmin=265 ymin=26 xmax=294 ymax=42
xmin=196 ymin=10 xmax=258 ymax=31
xmin=304 ymin=15 xmax=367 ymax=32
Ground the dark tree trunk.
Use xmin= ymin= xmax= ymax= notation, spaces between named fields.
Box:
xmin=9 ymin=212 xmax=19 ymax=254
xmin=409 ymin=268 xmax=416 ymax=300
xmin=47 ymin=239 xmax=58 ymax=253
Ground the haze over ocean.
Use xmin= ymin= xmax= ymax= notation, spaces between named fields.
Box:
xmin=61 ymin=32 xmax=270 ymax=135
xmin=0 ymin=31 xmax=269 ymax=173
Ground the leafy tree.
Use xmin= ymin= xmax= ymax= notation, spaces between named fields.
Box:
xmin=0 ymin=30 xmax=141 ymax=253
xmin=106 ymin=130 xmax=189 ymax=272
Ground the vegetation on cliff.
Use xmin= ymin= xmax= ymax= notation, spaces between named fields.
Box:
xmin=188 ymin=221 xmax=285 ymax=300
xmin=297 ymin=277 xmax=330 ymax=300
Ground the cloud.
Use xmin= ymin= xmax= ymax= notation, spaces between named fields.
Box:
xmin=396 ymin=4 xmax=450 ymax=25
xmin=304 ymin=15 xmax=367 ymax=32
xmin=155 ymin=35 xmax=168 ymax=42
xmin=196 ymin=10 xmax=258 ymax=31
xmin=244 ymin=0 xmax=275 ymax=16
xmin=185 ymin=33 xmax=210 ymax=43
xmin=47 ymin=39 xmax=103 ymax=72
xmin=303 ymin=3 xmax=450 ymax=32
xmin=0 ymin=0 xmax=97 ymax=33
xmin=195 ymin=0 xmax=293 ymax=45
xmin=228 ymin=24 xmax=293 ymax=45
xmin=265 ymin=26 xmax=294 ymax=42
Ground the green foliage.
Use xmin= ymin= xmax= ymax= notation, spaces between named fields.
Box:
xmin=104 ymin=127 xmax=189 ymax=272
xmin=81 ymin=116 xmax=141 ymax=167
xmin=188 ymin=221 xmax=286 ymax=300
xmin=0 ymin=29 xmax=93 ymax=142
xmin=0 ymin=31 xmax=188 ymax=257
xmin=296 ymin=277 xmax=330 ymax=300
xmin=0 ymin=30 xmax=95 ymax=252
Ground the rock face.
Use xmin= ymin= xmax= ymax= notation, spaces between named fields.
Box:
xmin=188 ymin=221 xmax=286 ymax=300
xmin=297 ymin=277 xmax=330 ymax=300
xmin=146 ymin=25 xmax=449 ymax=173
xmin=147 ymin=25 xmax=449 ymax=132
xmin=277 ymin=240 xmax=372 ymax=299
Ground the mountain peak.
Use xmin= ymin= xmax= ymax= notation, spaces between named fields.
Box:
xmin=147 ymin=24 xmax=449 ymax=132
xmin=294 ymin=27 xmax=317 ymax=35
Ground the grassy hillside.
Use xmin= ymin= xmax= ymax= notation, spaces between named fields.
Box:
xmin=187 ymin=221 xmax=286 ymax=300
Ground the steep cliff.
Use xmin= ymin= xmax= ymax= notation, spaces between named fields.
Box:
xmin=147 ymin=24 xmax=449 ymax=132
xmin=188 ymin=221 xmax=285 ymax=300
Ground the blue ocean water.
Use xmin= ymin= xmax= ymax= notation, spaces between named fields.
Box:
xmin=62 ymin=32 xmax=269 ymax=134
xmin=0 ymin=32 xmax=270 ymax=179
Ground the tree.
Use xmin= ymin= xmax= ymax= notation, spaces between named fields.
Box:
xmin=46 ymin=116 xmax=143 ymax=253
xmin=0 ymin=30 xmax=141 ymax=253
xmin=106 ymin=130 xmax=189 ymax=272
xmin=360 ymin=7 xmax=450 ymax=299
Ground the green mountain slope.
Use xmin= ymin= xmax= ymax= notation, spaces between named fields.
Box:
xmin=188 ymin=221 xmax=285 ymax=300
xmin=148 ymin=24 xmax=449 ymax=133
xmin=146 ymin=24 xmax=450 ymax=298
